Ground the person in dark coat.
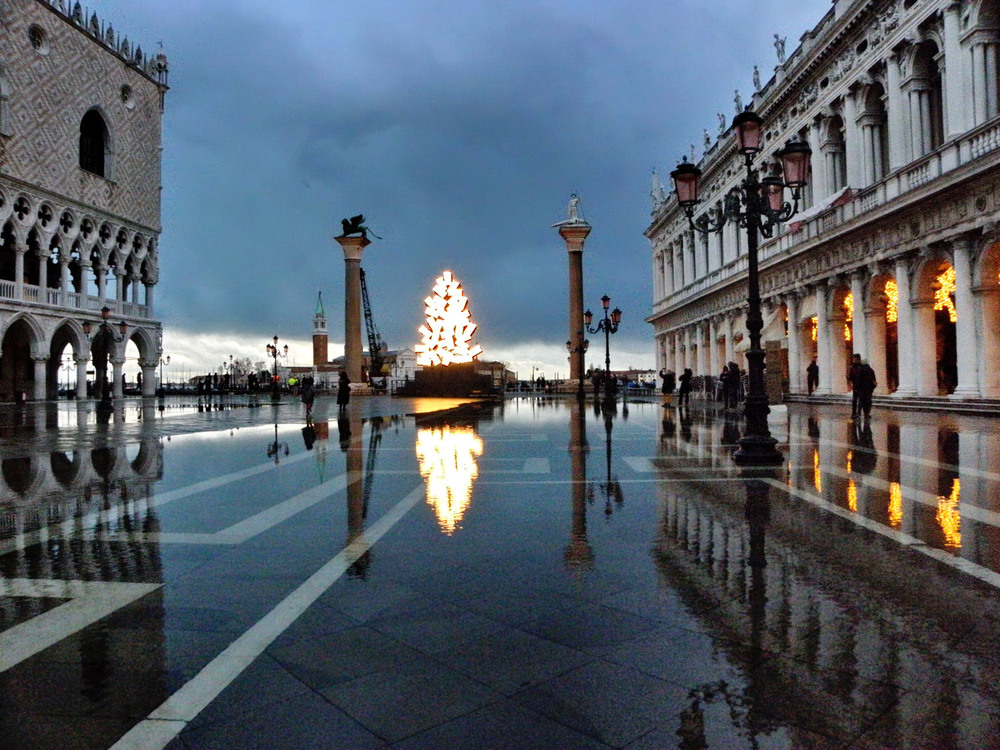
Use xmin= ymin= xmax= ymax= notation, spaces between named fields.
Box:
xmin=806 ymin=358 xmax=819 ymax=394
xmin=337 ymin=371 xmax=351 ymax=412
xmin=847 ymin=353 xmax=863 ymax=418
xmin=300 ymin=376 xmax=315 ymax=424
xmin=659 ymin=368 xmax=676 ymax=408
xmin=677 ymin=367 xmax=693 ymax=407
xmin=853 ymin=359 xmax=877 ymax=420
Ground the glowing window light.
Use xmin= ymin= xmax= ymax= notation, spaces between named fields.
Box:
xmin=846 ymin=451 xmax=857 ymax=511
xmin=885 ymin=280 xmax=898 ymax=323
xmin=936 ymin=478 xmax=961 ymax=549
xmin=813 ymin=449 xmax=822 ymax=493
xmin=888 ymin=482 xmax=902 ymax=528
xmin=844 ymin=293 xmax=853 ymax=341
xmin=415 ymin=270 xmax=484 ymax=366
xmin=811 ymin=316 xmax=818 ymax=342
xmin=415 ymin=425 xmax=483 ymax=535
xmin=933 ymin=267 xmax=957 ymax=323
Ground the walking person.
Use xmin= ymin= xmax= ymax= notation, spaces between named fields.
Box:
xmin=806 ymin=358 xmax=819 ymax=395
xmin=847 ymin=353 xmax=862 ymax=418
xmin=659 ymin=368 xmax=675 ymax=408
xmin=677 ymin=367 xmax=693 ymax=407
xmin=300 ymin=376 xmax=315 ymax=425
xmin=723 ymin=362 xmax=740 ymax=409
xmin=853 ymin=359 xmax=877 ymax=421
xmin=337 ymin=370 xmax=351 ymax=413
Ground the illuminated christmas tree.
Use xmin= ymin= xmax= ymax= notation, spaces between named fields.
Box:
xmin=415 ymin=270 xmax=484 ymax=366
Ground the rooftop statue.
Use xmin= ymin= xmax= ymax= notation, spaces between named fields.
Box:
xmin=774 ymin=34 xmax=786 ymax=64
xmin=753 ymin=65 xmax=761 ymax=92
xmin=552 ymin=193 xmax=588 ymax=227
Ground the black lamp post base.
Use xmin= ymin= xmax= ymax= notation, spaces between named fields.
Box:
xmin=733 ymin=434 xmax=784 ymax=466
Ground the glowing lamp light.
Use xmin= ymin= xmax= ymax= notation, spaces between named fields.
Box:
xmin=415 ymin=270 xmax=484 ymax=366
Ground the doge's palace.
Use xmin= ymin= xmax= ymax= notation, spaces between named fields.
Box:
xmin=648 ymin=0 xmax=1000 ymax=403
xmin=0 ymin=0 xmax=168 ymax=402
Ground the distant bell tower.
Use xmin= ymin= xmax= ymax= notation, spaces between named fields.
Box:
xmin=313 ymin=291 xmax=328 ymax=365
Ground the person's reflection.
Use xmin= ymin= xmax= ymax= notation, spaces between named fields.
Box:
xmin=807 ymin=416 xmax=820 ymax=439
xmin=345 ymin=407 xmax=371 ymax=578
xmin=679 ymin=405 xmax=693 ymax=443
xmin=661 ymin=411 xmax=675 ymax=442
xmin=850 ymin=420 xmax=877 ymax=474
xmin=565 ymin=399 xmax=594 ymax=571
xmin=722 ymin=412 xmax=741 ymax=446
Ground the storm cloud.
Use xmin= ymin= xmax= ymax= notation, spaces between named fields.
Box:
xmin=92 ymin=0 xmax=829 ymax=377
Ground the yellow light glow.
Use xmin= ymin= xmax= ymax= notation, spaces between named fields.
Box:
xmin=844 ymin=293 xmax=853 ymax=341
xmin=888 ymin=482 xmax=902 ymax=528
xmin=415 ymin=270 xmax=484 ymax=366
xmin=811 ymin=316 xmax=818 ymax=342
xmin=934 ymin=267 xmax=957 ymax=323
xmin=936 ymin=478 xmax=961 ymax=549
xmin=885 ymin=280 xmax=898 ymax=323
xmin=813 ymin=449 xmax=822 ymax=493
xmin=415 ymin=425 xmax=483 ymax=534
xmin=848 ymin=480 xmax=857 ymax=512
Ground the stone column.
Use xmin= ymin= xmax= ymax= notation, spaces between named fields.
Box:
xmin=139 ymin=358 xmax=157 ymax=397
xmin=886 ymin=51 xmax=908 ymax=169
xmin=844 ymin=90 xmax=862 ymax=188
xmin=60 ymin=255 xmax=71 ymax=306
xmin=951 ymin=237 xmax=980 ymax=398
xmin=32 ymin=355 xmax=48 ymax=401
xmin=814 ymin=283 xmax=831 ymax=394
xmin=683 ymin=327 xmax=693 ymax=372
xmin=557 ymin=221 xmax=591 ymax=385
xmin=724 ymin=314 xmax=735 ymax=366
xmin=943 ymin=4 xmax=969 ymax=136
xmin=334 ymin=234 xmax=371 ymax=383
xmin=96 ymin=262 xmax=106 ymax=301
xmin=893 ymin=257 xmax=917 ymax=397
xmin=144 ymin=282 xmax=154 ymax=311
xmin=79 ymin=258 xmax=91 ymax=300
xmin=981 ymin=283 xmax=1000 ymax=398
xmin=786 ymin=292 xmax=803 ymax=394
xmin=111 ymin=357 xmax=125 ymax=399
xmin=709 ymin=317 xmax=721 ymax=377
xmin=75 ymin=356 xmax=89 ymax=400
xmin=809 ymin=116 xmax=828 ymax=204
xmin=115 ymin=269 xmax=126 ymax=303
xmin=865 ymin=272 xmax=888 ymax=395
xmin=850 ymin=271 xmax=867 ymax=363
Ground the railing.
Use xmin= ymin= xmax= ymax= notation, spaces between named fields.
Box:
xmin=0 ymin=282 xmax=151 ymax=320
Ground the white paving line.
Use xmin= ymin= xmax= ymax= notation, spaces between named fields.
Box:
xmin=0 ymin=580 xmax=161 ymax=672
xmin=521 ymin=458 xmax=550 ymax=474
xmin=90 ymin=473 xmax=349 ymax=546
xmin=0 ymin=451 xmax=315 ymax=557
xmin=766 ymin=477 xmax=1000 ymax=591
xmin=109 ymin=483 xmax=427 ymax=750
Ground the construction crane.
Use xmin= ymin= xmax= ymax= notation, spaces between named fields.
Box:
xmin=359 ymin=267 xmax=386 ymax=386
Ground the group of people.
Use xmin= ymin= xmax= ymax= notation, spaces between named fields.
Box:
xmin=298 ymin=370 xmax=352 ymax=425
xmin=658 ymin=364 xmax=743 ymax=409
xmin=806 ymin=354 xmax=878 ymax=420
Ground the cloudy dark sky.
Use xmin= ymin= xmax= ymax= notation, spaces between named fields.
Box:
xmin=93 ymin=0 xmax=829 ymax=379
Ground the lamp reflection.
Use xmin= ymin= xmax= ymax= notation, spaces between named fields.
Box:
xmin=565 ymin=399 xmax=593 ymax=571
xmin=416 ymin=425 xmax=483 ymax=534
xmin=598 ymin=401 xmax=624 ymax=518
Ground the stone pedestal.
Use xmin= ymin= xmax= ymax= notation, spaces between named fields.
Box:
xmin=334 ymin=234 xmax=371 ymax=384
xmin=557 ymin=222 xmax=591 ymax=385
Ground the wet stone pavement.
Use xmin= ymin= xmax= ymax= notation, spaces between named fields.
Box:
xmin=2 ymin=394 xmax=1000 ymax=749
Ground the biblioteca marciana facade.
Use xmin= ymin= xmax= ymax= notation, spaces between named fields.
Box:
xmin=0 ymin=0 xmax=168 ymax=402
xmin=648 ymin=0 xmax=1000 ymax=401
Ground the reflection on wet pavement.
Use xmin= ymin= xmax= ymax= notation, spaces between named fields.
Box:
xmin=2 ymin=396 xmax=1000 ymax=748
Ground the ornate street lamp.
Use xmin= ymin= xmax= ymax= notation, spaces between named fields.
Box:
xmin=671 ymin=109 xmax=811 ymax=465
xmin=266 ymin=335 xmax=288 ymax=401
xmin=584 ymin=295 xmax=622 ymax=402
xmin=158 ymin=355 xmax=170 ymax=394
xmin=83 ymin=305 xmax=128 ymax=410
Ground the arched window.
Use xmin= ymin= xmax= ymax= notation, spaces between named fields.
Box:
xmin=79 ymin=109 xmax=108 ymax=176
xmin=822 ymin=115 xmax=847 ymax=193
xmin=859 ymin=83 xmax=889 ymax=185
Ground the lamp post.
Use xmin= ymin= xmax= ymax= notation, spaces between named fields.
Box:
xmin=266 ymin=335 xmax=288 ymax=401
xmin=671 ymin=109 xmax=811 ymax=465
xmin=158 ymin=355 xmax=170 ymax=394
xmin=60 ymin=356 xmax=73 ymax=398
xmin=584 ymin=295 xmax=622 ymax=402
xmin=82 ymin=305 xmax=128 ymax=410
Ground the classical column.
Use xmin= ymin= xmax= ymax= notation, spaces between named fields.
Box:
xmin=709 ymin=317 xmax=721 ymax=377
xmin=785 ymin=292 xmax=803 ymax=394
xmin=37 ymin=249 xmax=48 ymax=293
xmin=724 ymin=314 xmax=735 ymax=366
xmin=144 ymin=282 xmax=154 ymax=311
xmin=696 ymin=322 xmax=708 ymax=377
xmin=32 ymin=355 xmax=48 ymax=401
xmin=75 ymin=356 xmax=89 ymax=400
xmin=865 ymin=268 xmax=888 ymax=395
xmin=809 ymin=116 xmax=828 ymax=204
xmin=111 ymin=357 xmax=125 ymax=399
xmin=892 ymin=258 xmax=917 ymax=396
xmin=115 ymin=269 xmax=126 ymax=303
xmin=334 ymin=234 xmax=371 ymax=383
xmin=139 ymin=359 xmax=158 ymax=397
xmin=844 ymin=90 xmax=862 ymax=188
xmin=828 ymin=283 xmax=849 ymax=395
xmin=951 ymin=238 xmax=980 ymax=398
xmin=943 ymin=4 xmax=969 ymax=136
xmin=850 ymin=271 xmax=868 ymax=363
xmin=683 ymin=327 xmax=693 ymax=371
xmin=96 ymin=262 xmax=106 ymax=301
xmin=886 ymin=51 xmax=908 ymax=169
xmin=814 ymin=283 xmax=831 ymax=394
xmin=557 ymin=221 xmax=591 ymax=385
xmin=78 ymin=258 xmax=91 ymax=299
xmin=59 ymin=254 xmax=71 ymax=306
